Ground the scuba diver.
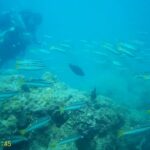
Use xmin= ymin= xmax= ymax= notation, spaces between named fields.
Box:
xmin=0 ymin=10 xmax=42 ymax=66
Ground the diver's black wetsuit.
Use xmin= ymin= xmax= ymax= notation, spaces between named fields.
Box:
xmin=0 ymin=10 xmax=42 ymax=66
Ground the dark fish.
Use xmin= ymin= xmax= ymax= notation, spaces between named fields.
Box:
xmin=69 ymin=64 xmax=85 ymax=76
xmin=90 ymin=88 xmax=97 ymax=101
xmin=21 ymin=84 xmax=30 ymax=92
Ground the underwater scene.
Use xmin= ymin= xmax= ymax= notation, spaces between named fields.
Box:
xmin=0 ymin=0 xmax=150 ymax=150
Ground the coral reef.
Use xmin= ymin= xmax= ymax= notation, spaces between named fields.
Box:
xmin=0 ymin=72 xmax=149 ymax=150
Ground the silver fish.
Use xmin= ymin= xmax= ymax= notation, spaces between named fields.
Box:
xmin=0 ymin=90 xmax=19 ymax=101
xmin=1 ymin=135 xmax=28 ymax=145
xmin=16 ymin=60 xmax=45 ymax=71
xmin=21 ymin=116 xmax=51 ymax=134
xmin=58 ymin=135 xmax=83 ymax=145
xmin=64 ymin=102 xmax=86 ymax=111
xmin=23 ymin=79 xmax=54 ymax=88
xmin=120 ymin=126 xmax=150 ymax=137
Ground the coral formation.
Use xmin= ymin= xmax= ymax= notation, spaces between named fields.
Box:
xmin=0 ymin=72 xmax=149 ymax=150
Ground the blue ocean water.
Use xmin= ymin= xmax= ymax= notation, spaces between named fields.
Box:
xmin=0 ymin=0 xmax=149 ymax=106
xmin=0 ymin=0 xmax=150 ymax=150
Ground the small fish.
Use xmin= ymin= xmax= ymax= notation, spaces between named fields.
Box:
xmin=90 ymin=88 xmax=97 ymax=101
xmin=38 ymin=49 xmax=51 ymax=54
xmin=2 ymin=135 xmax=28 ymax=145
xmin=58 ymin=134 xmax=83 ymax=145
xmin=16 ymin=65 xmax=45 ymax=71
xmin=119 ymin=43 xmax=137 ymax=51
xmin=117 ymin=46 xmax=135 ymax=57
xmin=93 ymin=51 xmax=108 ymax=57
xmin=49 ymin=46 xmax=66 ymax=54
xmin=69 ymin=64 xmax=85 ymax=76
xmin=0 ymin=90 xmax=19 ymax=101
xmin=135 ymin=73 xmax=150 ymax=80
xmin=16 ymin=60 xmax=41 ymax=65
xmin=20 ymin=116 xmax=51 ymax=135
xmin=60 ymin=101 xmax=86 ymax=113
xmin=22 ymin=79 xmax=54 ymax=88
xmin=59 ymin=43 xmax=71 ymax=48
xmin=43 ymin=35 xmax=53 ymax=39
xmin=112 ymin=60 xmax=122 ymax=67
xmin=103 ymin=45 xmax=119 ymax=55
xmin=16 ymin=60 xmax=45 ymax=71
xmin=118 ymin=126 xmax=150 ymax=137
